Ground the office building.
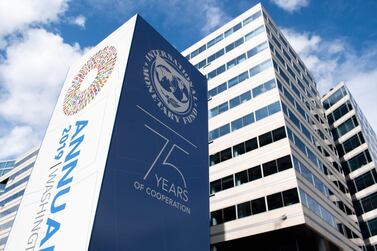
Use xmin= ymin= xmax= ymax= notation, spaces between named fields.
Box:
xmin=183 ymin=3 xmax=363 ymax=250
xmin=323 ymin=82 xmax=377 ymax=251
xmin=0 ymin=148 xmax=38 ymax=250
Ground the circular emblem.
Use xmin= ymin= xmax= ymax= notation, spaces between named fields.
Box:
xmin=143 ymin=50 xmax=198 ymax=124
xmin=63 ymin=46 xmax=117 ymax=115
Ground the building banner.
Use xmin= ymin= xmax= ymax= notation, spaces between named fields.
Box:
xmin=5 ymin=15 xmax=208 ymax=251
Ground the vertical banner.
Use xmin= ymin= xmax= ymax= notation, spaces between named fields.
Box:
xmin=5 ymin=15 xmax=208 ymax=251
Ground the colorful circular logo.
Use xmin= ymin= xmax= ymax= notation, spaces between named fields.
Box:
xmin=143 ymin=49 xmax=198 ymax=124
xmin=63 ymin=46 xmax=117 ymax=115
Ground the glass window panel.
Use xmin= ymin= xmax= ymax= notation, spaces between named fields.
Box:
xmin=211 ymin=210 xmax=223 ymax=226
xmin=240 ymin=91 xmax=251 ymax=103
xmin=210 ymin=180 xmax=221 ymax=194
xmin=259 ymin=131 xmax=273 ymax=147
xmin=251 ymin=197 xmax=266 ymax=214
xmin=220 ymin=148 xmax=232 ymax=162
xmin=272 ymin=127 xmax=286 ymax=141
xmin=223 ymin=206 xmax=236 ymax=222
xmin=263 ymin=160 xmax=278 ymax=177
xmin=243 ymin=113 xmax=254 ymax=126
xmin=268 ymin=101 xmax=280 ymax=115
xmin=256 ymin=106 xmax=268 ymax=121
xmin=277 ymin=156 xmax=292 ymax=171
xmin=282 ymin=188 xmax=299 ymax=206
xmin=221 ymin=175 xmax=234 ymax=190
xmin=237 ymin=201 xmax=251 ymax=219
xmin=233 ymin=142 xmax=245 ymax=157
xmin=229 ymin=96 xmax=240 ymax=109
xmin=235 ymin=170 xmax=248 ymax=186
xmin=245 ymin=138 xmax=258 ymax=152
xmin=210 ymin=153 xmax=220 ymax=166
xmin=267 ymin=192 xmax=283 ymax=210
xmin=219 ymin=124 xmax=230 ymax=136
xmin=231 ymin=118 xmax=243 ymax=132
xmin=248 ymin=165 xmax=262 ymax=181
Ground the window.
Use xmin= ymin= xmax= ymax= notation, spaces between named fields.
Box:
xmin=263 ymin=160 xmax=278 ymax=177
xmin=244 ymin=25 xmax=265 ymax=41
xmin=277 ymin=156 xmax=292 ymax=171
xmin=256 ymin=106 xmax=268 ymax=121
xmin=251 ymin=197 xmax=266 ymax=214
xmin=235 ymin=170 xmax=248 ymax=186
xmin=210 ymin=180 xmax=221 ymax=194
xmin=237 ymin=201 xmax=251 ymax=218
xmin=249 ymin=59 xmax=272 ymax=77
xmin=354 ymin=170 xmax=377 ymax=192
xmin=248 ymin=165 xmax=262 ymax=181
xmin=221 ymin=175 xmax=234 ymax=190
xmin=335 ymin=116 xmax=359 ymax=139
xmin=210 ymin=153 xmax=220 ymax=166
xmin=323 ymin=87 xmax=346 ymax=109
xmin=361 ymin=192 xmax=377 ymax=213
xmin=259 ymin=131 xmax=273 ymax=147
xmin=267 ymin=192 xmax=283 ymax=210
xmin=211 ymin=210 xmax=223 ymax=226
xmin=220 ymin=148 xmax=232 ymax=162
xmin=342 ymin=133 xmax=364 ymax=153
xmin=252 ymin=79 xmax=276 ymax=98
xmin=223 ymin=206 xmax=236 ymax=222
xmin=282 ymin=188 xmax=299 ymax=206
xmin=247 ymin=41 xmax=268 ymax=58
xmin=245 ymin=138 xmax=258 ymax=152
xmin=272 ymin=127 xmax=286 ymax=141
xmin=233 ymin=142 xmax=245 ymax=157
xmin=347 ymin=150 xmax=372 ymax=172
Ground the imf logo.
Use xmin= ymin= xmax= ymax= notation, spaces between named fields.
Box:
xmin=143 ymin=50 xmax=198 ymax=124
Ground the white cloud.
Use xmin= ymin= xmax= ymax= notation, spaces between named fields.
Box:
xmin=0 ymin=0 xmax=68 ymax=38
xmin=271 ymin=0 xmax=309 ymax=12
xmin=70 ymin=15 xmax=86 ymax=29
xmin=281 ymin=28 xmax=377 ymax=132
xmin=0 ymin=28 xmax=85 ymax=159
xmin=201 ymin=0 xmax=229 ymax=34
xmin=0 ymin=126 xmax=40 ymax=159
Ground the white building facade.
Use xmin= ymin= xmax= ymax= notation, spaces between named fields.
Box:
xmin=0 ymin=148 xmax=38 ymax=250
xmin=183 ymin=3 xmax=363 ymax=251
xmin=323 ymin=82 xmax=377 ymax=251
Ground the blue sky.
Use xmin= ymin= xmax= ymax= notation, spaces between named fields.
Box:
xmin=0 ymin=0 xmax=377 ymax=159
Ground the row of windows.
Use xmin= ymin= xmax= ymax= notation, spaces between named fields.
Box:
xmin=269 ymin=32 xmax=318 ymax=104
xmin=208 ymin=78 xmax=275 ymax=118
xmin=294 ymin=156 xmax=354 ymax=216
xmin=299 ymin=189 xmax=337 ymax=229
xmin=345 ymin=150 xmax=372 ymax=173
xmin=360 ymin=217 xmax=377 ymax=239
xmin=207 ymin=41 xmax=268 ymax=80
xmin=0 ymin=204 xmax=19 ymax=218
xmin=210 ymin=155 xmax=292 ymax=194
xmin=14 ymin=149 xmax=38 ymax=168
xmin=186 ymin=10 xmax=262 ymax=60
xmin=332 ymin=116 xmax=359 ymax=141
xmin=209 ymin=101 xmax=281 ymax=141
xmin=282 ymin=102 xmax=314 ymax=144
xmin=210 ymin=188 xmax=299 ymax=226
xmin=327 ymin=100 xmax=353 ymax=125
xmin=209 ymin=126 xmax=286 ymax=166
xmin=0 ymin=219 xmax=14 ymax=232
xmin=287 ymin=128 xmax=323 ymax=173
xmin=323 ymin=86 xmax=347 ymax=110
xmin=0 ymin=189 xmax=25 ymax=207
xmin=207 ymin=59 xmax=273 ymax=99
xmin=348 ymin=169 xmax=377 ymax=194
xmin=336 ymin=132 xmax=365 ymax=157
xmin=355 ymin=191 xmax=377 ymax=216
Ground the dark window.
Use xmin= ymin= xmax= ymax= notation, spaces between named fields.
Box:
xmin=361 ymin=192 xmax=377 ymax=213
xmin=263 ymin=160 xmax=278 ymax=177
xmin=237 ymin=201 xmax=251 ymax=219
xmin=233 ymin=142 xmax=245 ymax=157
xmin=210 ymin=180 xmax=221 ymax=194
xmin=355 ymin=171 xmax=376 ymax=192
xmin=259 ymin=131 xmax=273 ymax=147
xmin=221 ymin=175 xmax=234 ymax=190
xmin=223 ymin=206 xmax=236 ymax=222
xmin=272 ymin=127 xmax=286 ymax=141
xmin=235 ymin=170 xmax=248 ymax=186
xmin=277 ymin=156 xmax=292 ymax=171
xmin=245 ymin=138 xmax=258 ymax=152
xmin=210 ymin=153 xmax=220 ymax=166
xmin=282 ymin=188 xmax=299 ymax=206
xmin=251 ymin=197 xmax=266 ymax=214
xmin=248 ymin=166 xmax=262 ymax=181
xmin=211 ymin=210 xmax=223 ymax=226
xmin=267 ymin=192 xmax=283 ymax=210
xmin=220 ymin=148 xmax=232 ymax=162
